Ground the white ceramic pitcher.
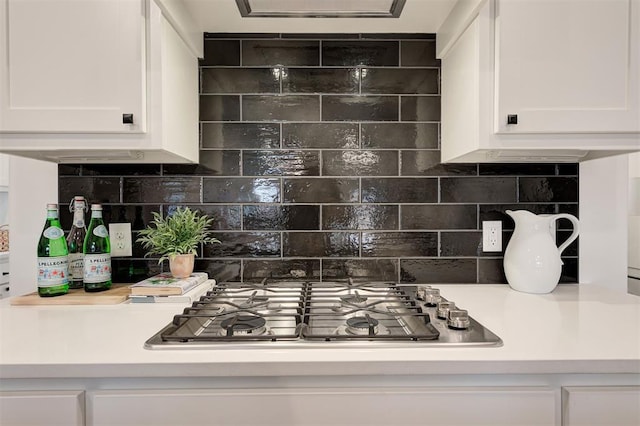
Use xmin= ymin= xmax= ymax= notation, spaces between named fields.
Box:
xmin=503 ymin=210 xmax=579 ymax=294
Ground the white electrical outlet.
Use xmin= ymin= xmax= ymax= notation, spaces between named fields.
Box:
xmin=109 ymin=223 xmax=133 ymax=257
xmin=482 ymin=221 xmax=502 ymax=252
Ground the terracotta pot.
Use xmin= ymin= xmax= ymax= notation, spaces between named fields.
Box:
xmin=169 ymin=253 xmax=195 ymax=278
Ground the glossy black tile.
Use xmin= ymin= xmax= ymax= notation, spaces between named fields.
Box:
xmin=78 ymin=164 xmax=161 ymax=176
xmin=322 ymin=96 xmax=398 ymax=121
xmin=283 ymin=123 xmax=359 ymax=149
xmin=361 ymin=123 xmax=438 ymax=149
xmin=164 ymin=205 xmax=242 ymax=230
xmin=479 ymin=204 xmax=558 ymax=230
xmin=122 ymin=178 xmax=200 ymax=204
xmin=201 ymin=68 xmax=280 ymax=93
xmin=283 ymin=68 xmax=358 ymax=93
xmin=362 ymin=232 xmax=437 ymax=257
xmin=201 ymin=40 xmax=240 ymax=66
xmin=361 ymin=178 xmax=438 ymax=203
xmin=282 ymin=33 xmax=359 ymax=39
xmin=200 ymin=95 xmax=240 ymax=121
xmin=201 ymin=123 xmax=280 ymax=149
xmin=400 ymin=259 xmax=477 ymax=283
xmin=322 ymin=205 xmax=399 ymax=230
xmin=243 ymin=95 xmax=320 ymax=121
xmin=283 ymin=232 xmax=359 ymax=257
xmin=111 ymin=259 xmax=162 ymax=284
xmin=559 ymin=258 xmax=579 ymax=283
xmin=440 ymin=232 xmax=483 ymax=257
xmin=205 ymin=33 xmax=276 ymax=39
xmin=441 ymin=177 xmax=517 ymax=203
xmin=203 ymin=232 xmax=281 ymax=257
xmin=322 ymin=150 xmax=398 ymax=176
xmin=401 ymin=204 xmax=477 ymax=230
xmin=361 ymin=68 xmax=439 ymax=94
xmin=400 ymin=96 xmax=441 ymax=121
xmin=203 ymin=178 xmax=280 ymax=203
xmin=401 ymin=151 xmax=477 ymax=176
xmin=162 ymin=151 xmax=240 ymax=176
xmin=196 ymin=259 xmax=242 ymax=282
xmin=243 ymin=205 xmax=320 ymax=230
xmin=479 ymin=163 xmax=556 ymax=176
xmin=108 ymin=205 xmax=160 ymax=231
xmin=362 ymin=34 xmax=436 ymax=40
xmin=322 ymin=41 xmax=399 ymax=66
xmin=478 ymin=259 xmax=507 ymax=284
xmin=242 ymin=40 xmax=320 ymax=66
xmin=559 ymin=204 xmax=579 ymax=218
xmin=321 ymin=259 xmax=398 ymax=281
xmin=58 ymin=164 xmax=82 ymax=176
xmin=243 ymin=259 xmax=321 ymax=281
xmin=557 ymin=164 xmax=579 ymax=175
xmin=283 ymin=178 xmax=359 ymax=203
xmin=400 ymin=40 xmax=439 ymax=67
xmin=59 ymin=204 xmax=160 ymax=232
xmin=58 ymin=177 xmax=121 ymax=205
xmin=519 ymin=177 xmax=579 ymax=202
xmin=243 ymin=150 xmax=320 ymax=176
xmin=557 ymin=231 xmax=579 ymax=256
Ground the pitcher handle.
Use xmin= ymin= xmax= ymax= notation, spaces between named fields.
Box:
xmin=553 ymin=214 xmax=579 ymax=255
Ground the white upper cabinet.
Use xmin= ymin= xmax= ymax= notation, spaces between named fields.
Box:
xmin=0 ymin=0 xmax=145 ymax=133
xmin=496 ymin=0 xmax=639 ymax=134
xmin=0 ymin=0 xmax=201 ymax=163
xmin=0 ymin=154 xmax=8 ymax=188
xmin=438 ymin=0 xmax=640 ymax=163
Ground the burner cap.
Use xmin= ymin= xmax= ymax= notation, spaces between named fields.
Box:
xmin=346 ymin=315 xmax=379 ymax=336
xmin=340 ymin=294 xmax=368 ymax=305
xmin=221 ymin=315 xmax=267 ymax=337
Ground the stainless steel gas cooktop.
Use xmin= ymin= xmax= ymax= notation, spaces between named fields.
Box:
xmin=145 ymin=279 xmax=502 ymax=349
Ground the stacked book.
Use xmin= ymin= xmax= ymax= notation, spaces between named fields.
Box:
xmin=129 ymin=272 xmax=214 ymax=303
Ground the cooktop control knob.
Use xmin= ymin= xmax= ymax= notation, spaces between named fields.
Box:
xmin=447 ymin=309 xmax=470 ymax=330
xmin=416 ymin=285 xmax=432 ymax=300
xmin=423 ymin=288 xmax=441 ymax=307
xmin=436 ymin=301 xmax=455 ymax=320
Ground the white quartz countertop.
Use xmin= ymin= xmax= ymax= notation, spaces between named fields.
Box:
xmin=1 ymin=284 xmax=639 ymax=379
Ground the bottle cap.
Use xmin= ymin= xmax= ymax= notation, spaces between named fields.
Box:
xmin=46 ymin=203 xmax=58 ymax=210
xmin=91 ymin=204 xmax=103 ymax=210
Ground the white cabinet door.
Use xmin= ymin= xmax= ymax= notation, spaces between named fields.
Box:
xmin=495 ymin=0 xmax=640 ymax=134
xmin=0 ymin=390 xmax=84 ymax=426
xmin=0 ymin=0 xmax=145 ymax=133
xmin=562 ymin=386 xmax=640 ymax=426
xmin=88 ymin=387 xmax=557 ymax=426
xmin=0 ymin=154 xmax=8 ymax=187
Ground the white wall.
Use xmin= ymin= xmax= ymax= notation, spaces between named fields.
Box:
xmin=579 ymin=155 xmax=629 ymax=291
xmin=8 ymin=156 xmax=58 ymax=296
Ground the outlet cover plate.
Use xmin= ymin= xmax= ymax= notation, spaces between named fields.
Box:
xmin=482 ymin=220 xmax=502 ymax=252
xmin=109 ymin=223 xmax=132 ymax=257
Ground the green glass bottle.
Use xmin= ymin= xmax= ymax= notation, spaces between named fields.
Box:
xmin=66 ymin=196 xmax=87 ymax=289
xmin=37 ymin=203 xmax=69 ymax=297
xmin=83 ymin=204 xmax=111 ymax=292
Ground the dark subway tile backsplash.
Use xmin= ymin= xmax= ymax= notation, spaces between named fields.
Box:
xmin=59 ymin=34 xmax=579 ymax=285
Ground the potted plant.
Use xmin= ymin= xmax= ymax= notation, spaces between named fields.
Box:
xmin=136 ymin=207 xmax=220 ymax=278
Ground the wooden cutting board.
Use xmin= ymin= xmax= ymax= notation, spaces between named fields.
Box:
xmin=10 ymin=285 xmax=131 ymax=305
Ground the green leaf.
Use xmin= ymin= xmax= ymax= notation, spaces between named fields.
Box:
xmin=136 ymin=207 xmax=221 ymax=263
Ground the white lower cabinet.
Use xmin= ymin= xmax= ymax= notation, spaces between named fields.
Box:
xmin=0 ymin=390 xmax=84 ymax=426
xmin=562 ymin=386 xmax=640 ymax=426
xmin=87 ymin=387 xmax=557 ymax=426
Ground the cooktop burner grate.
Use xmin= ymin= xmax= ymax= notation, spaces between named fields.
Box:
xmin=145 ymin=279 xmax=502 ymax=347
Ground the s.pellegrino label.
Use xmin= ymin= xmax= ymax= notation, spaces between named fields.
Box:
xmin=67 ymin=196 xmax=87 ymax=289
xmin=83 ymin=204 xmax=111 ymax=292
xmin=83 ymin=254 xmax=111 ymax=283
xmin=37 ymin=204 xmax=69 ymax=297
xmin=37 ymin=256 xmax=69 ymax=287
